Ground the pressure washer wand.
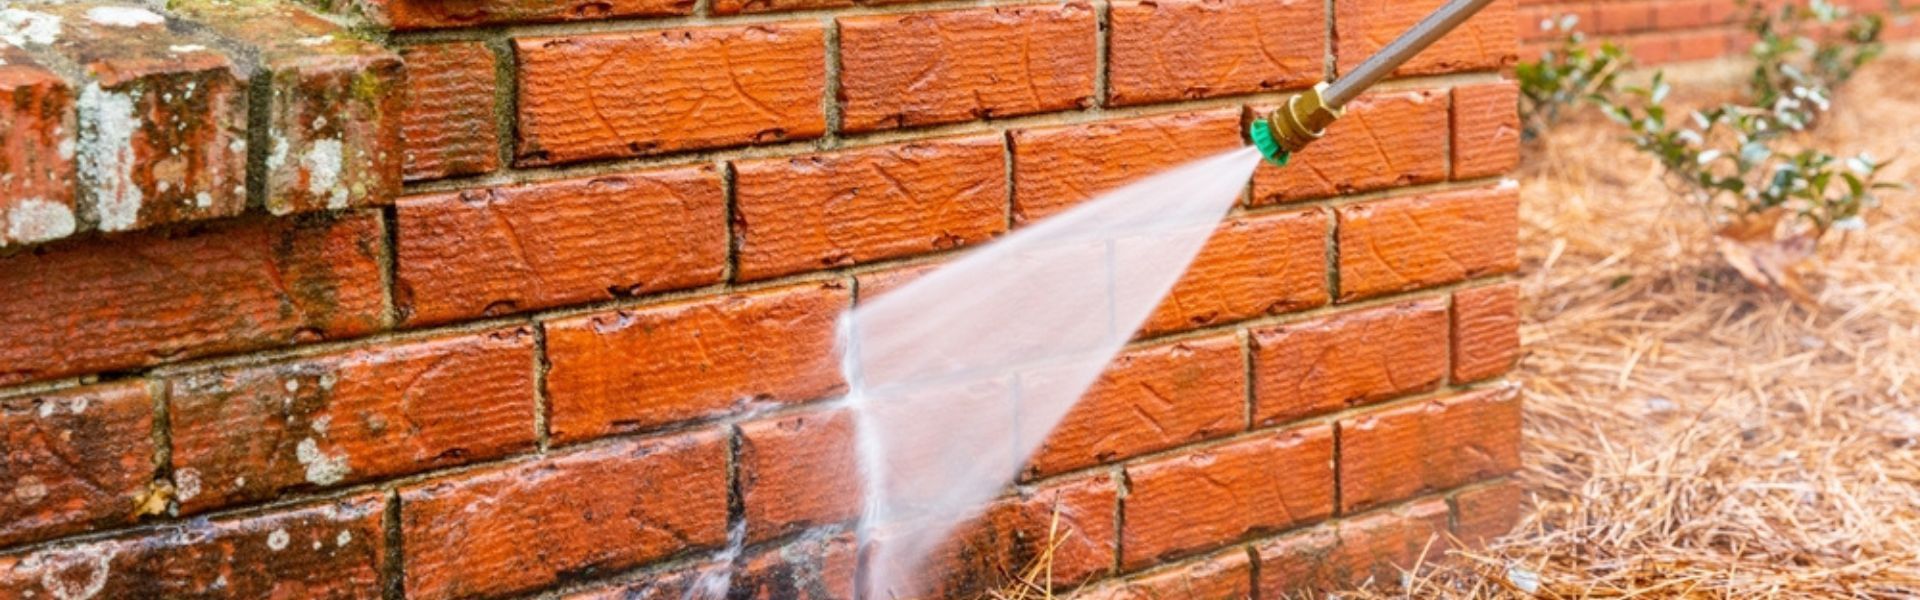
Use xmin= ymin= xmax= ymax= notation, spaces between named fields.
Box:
xmin=1252 ymin=0 xmax=1500 ymax=164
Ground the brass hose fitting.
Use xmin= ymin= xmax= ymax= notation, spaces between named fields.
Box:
xmin=1262 ymin=82 xmax=1343 ymax=158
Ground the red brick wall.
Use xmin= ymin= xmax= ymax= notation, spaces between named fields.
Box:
xmin=0 ymin=0 xmax=1528 ymax=597
xmin=1520 ymin=0 xmax=1918 ymax=65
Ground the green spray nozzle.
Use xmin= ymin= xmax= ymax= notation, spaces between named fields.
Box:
xmin=1248 ymin=119 xmax=1290 ymax=166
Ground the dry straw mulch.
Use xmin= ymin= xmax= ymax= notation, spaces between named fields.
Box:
xmin=1370 ymin=54 xmax=1920 ymax=598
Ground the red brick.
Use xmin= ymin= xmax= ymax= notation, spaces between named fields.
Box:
xmin=544 ymin=283 xmax=849 ymax=444
xmin=732 ymin=135 xmax=1006 ymax=281
xmin=1330 ymin=500 xmax=1452 ymax=586
xmin=1454 ymin=480 xmax=1525 ymax=547
xmin=713 ymin=0 xmax=852 ymax=15
xmin=1106 ymin=0 xmax=1323 ymax=106
xmin=1073 ymin=547 xmax=1253 ymax=600
xmin=1251 ymin=526 xmax=1345 ymax=595
xmin=359 ymin=0 xmax=695 ymax=29
xmin=1453 ymin=283 xmax=1522 ymax=383
xmin=1250 ymin=300 xmax=1449 ymax=426
xmin=0 ymin=493 xmax=387 ymax=598
xmin=1452 ymin=82 xmax=1522 ymax=180
xmin=838 ymin=3 xmax=1097 ymax=132
xmin=561 ymin=562 xmax=724 ymax=600
xmin=395 ymin=166 xmax=726 ymax=325
xmin=1591 ymin=1 xmax=1654 ymax=34
xmin=1336 ymin=0 xmax=1519 ymax=78
xmin=1338 ymin=388 xmax=1522 ymax=512
xmin=167 ymin=327 xmax=537 ymax=514
xmin=0 ymin=382 xmax=154 ymax=548
xmin=1122 ymin=427 xmax=1335 ymax=569
xmin=1135 ymin=208 xmax=1329 ymax=336
xmin=515 ymin=23 xmax=826 ymax=166
xmin=1011 ymin=109 xmax=1243 ymax=222
xmin=0 ymin=46 xmax=77 ymax=247
xmin=739 ymin=409 xmax=860 ymax=542
xmin=1254 ymin=501 xmax=1451 ymax=594
xmin=1336 ymin=185 xmax=1520 ymax=301
xmin=171 ymin=0 xmax=405 ymax=215
xmin=854 ymin=261 xmax=943 ymax=302
xmin=401 ymin=431 xmax=729 ymax=599
xmin=1023 ymin=335 xmax=1244 ymax=479
xmin=870 ymin=474 xmax=1117 ymax=597
xmin=400 ymin=43 xmax=501 ymax=181
xmin=730 ymin=532 xmax=858 ymax=599
xmin=1252 ymin=91 xmax=1450 ymax=205
xmin=32 ymin=4 xmax=249 ymax=231
xmin=0 ymin=214 xmax=387 ymax=386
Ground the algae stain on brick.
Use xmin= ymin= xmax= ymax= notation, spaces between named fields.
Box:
xmin=77 ymin=83 xmax=142 ymax=232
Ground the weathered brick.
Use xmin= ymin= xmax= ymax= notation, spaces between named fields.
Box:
xmin=739 ymin=409 xmax=860 ymax=542
xmin=1134 ymin=208 xmax=1329 ymax=337
xmin=402 ymin=431 xmax=729 ymax=599
xmin=1454 ymin=480 xmax=1525 ymax=546
xmin=732 ymin=135 xmax=1005 ymax=281
xmin=1023 ymin=335 xmax=1244 ymax=479
xmin=1336 ymin=184 xmax=1520 ymax=301
xmin=1122 ymin=427 xmax=1335 ymax=569
xmin=1336 ymin=0 xmax=1519 ymax=77
xmin=1106 ymin=0 xmax=1323 ymax=106
xmin=171 ymin=0 xmax=405 ymax=215
xmin=0 ymin=382 xmax=154 ymax=548
xmin=0 ymin=493 xmax=387 ymax=598
xmin=1011 ymin=108 xmax=1242 ymax=222
xmin=1452 ymin=282 xmax=1522 ymax=383
xmin=838 ymin=3 xmax=1097 ymax=132
xmin=731 ymin=532 xmax=857 ymax=599
xmin=0 ymin=213 xmax=387 ymax=386
xmin=395 ymin=166 xmax=726 ymax=326
xmin=167 ymin=327 xmax=537 ymax=515
xmin=516 ymin=23 xmax=826 ymax=166
xmin=1251 ymin=300 xmax=1449 ymax=426
xmin=26 ymin=4 xmax=248 ymax=231
xmin=1251 ymin=91 xmax=1450 ymax=205
xmin=1452 ymin=81 xmax=1523 ymax=180
xmin=400 ymin=42 xmax=500 ymax=181
xmin=870 ymin=473 xmax=1116 ymax=597
xmin=713 ymin=0 xmax=851 ymax=15
xmin=347 ymin=0 xmax=696 ymax=29
xmin=1072 ymin=547 xmax=1253 ymax=600
xmin=1254 ymin=501 xmax=1450 ymax=595
xmin=0 ymin=45 xmax=77 ymax=247
xmin=560 ymin=563 xmax=723 ymax=600
xmin=544 ymin=283 xmax=849 ymax=444
xmin=1338 ymin=387 xmax=1522 ymax=512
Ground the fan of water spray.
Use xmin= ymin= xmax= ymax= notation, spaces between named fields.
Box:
xmin=839 ymin=147 xmax=1264 ymax=597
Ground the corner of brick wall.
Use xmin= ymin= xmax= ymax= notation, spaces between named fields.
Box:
xmin=0 ymin=0 xmax=1550 ymax=597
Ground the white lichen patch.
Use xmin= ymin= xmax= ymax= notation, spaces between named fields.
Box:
xmin=294 ymin=438 xmax=350 ymax=486
xmin=335 ymin=530 xmax=351 ymax=547
xmin=173 ymin=468 xmax=201 ymax=502
xmin=266 ymin=528 xmax=290 ymax=551
xmin=83 ymin=6 xmax=163 ymax=27
xmin=0 ymin=9 xmax=62 ymax=47
xmin=302 ymin=138 xmax=348 ymax=209
xmin=14 ymin=475 xmax=47 ymax=505
xmin=76 ymin=83 xmax=141 ymax=232
xmin=296 ymin=35 xmax=334 ymax=47
xmin=310 ymin=415 xmax=331 ymax=435
xmin=168 ymin=44 xmax=206 ymax=54
xmin=7 ymin=198 xmax=77 ymax=244
xmin=17 ymin=544 xmax=118 ymax=600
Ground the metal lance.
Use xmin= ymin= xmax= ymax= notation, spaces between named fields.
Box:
xmin=1251 ymin=0 xmax=1500 ymax=165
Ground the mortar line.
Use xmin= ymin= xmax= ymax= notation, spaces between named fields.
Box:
xmin=1002 ymin=130 xmax=1018 ymax=230
xmin=721 ymin=159 xmax=742 ymax=284
xmin=381 ymin=488 xmax=406 ymax=600
xmin=388 ymin=0 xmax=1073 ymax=44
xmin=146 ymin=377 xmax=174 ymax=501
xmin=823 ymin=16 xmax=845 ymax=140
xmin=1239 ymin=328 xmax=1255 ymax=431
xmin=376 ymin=206 xmax=402 ymax=327
xmin=487 ymin=34 xmax=521 ymax=176
xmin=1092 ymin=0 xmax=1111 ymax=108
xmin=532 ymin=322 xmax=553 ymax=452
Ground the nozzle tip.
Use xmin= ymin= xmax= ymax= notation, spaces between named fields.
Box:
xmin=1249 ymin=119 xmax=1290 ymax=166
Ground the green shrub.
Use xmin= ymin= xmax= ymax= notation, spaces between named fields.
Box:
xmin=1515 ymin=15 xmax=1630 ymax=140
xmin=1744 ymin=0 xmax=1885 ymax=130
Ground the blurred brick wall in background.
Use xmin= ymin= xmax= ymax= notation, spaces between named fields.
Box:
xmin=0 ymin=0 xmax=1538 ymax=596
xmin=1520 ymin=0 xmax=1918 ymax=64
